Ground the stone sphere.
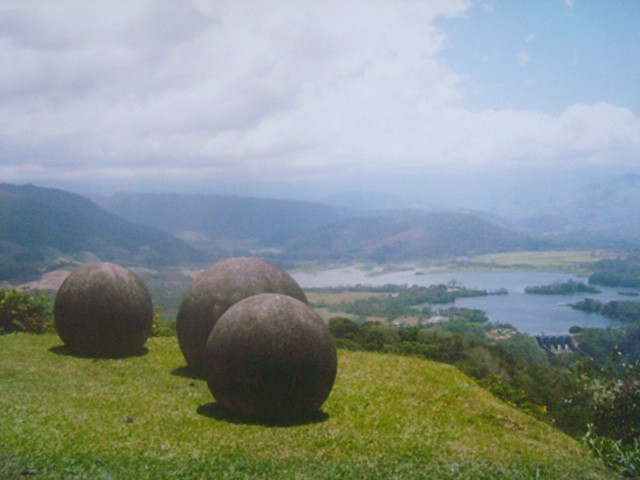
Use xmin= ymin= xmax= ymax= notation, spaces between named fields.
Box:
xmin=203 ymin=293 xmax=337 ymax=419
xmin=176 ymin=257 xmax=308 ymax=373
xmin=54 ymin=262 xmax=153 ymax=357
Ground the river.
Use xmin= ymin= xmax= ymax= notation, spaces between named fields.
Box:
xmin=292 ymin=266 xmax=637 ymax=335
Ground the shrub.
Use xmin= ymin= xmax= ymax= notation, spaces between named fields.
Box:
xmin=0 ymin=288 xmax=52 ymax=334
xmin=583 ymin=427 xmax=640 ymax=478
xmin=152 ymin=309 xmax=176 ymax=337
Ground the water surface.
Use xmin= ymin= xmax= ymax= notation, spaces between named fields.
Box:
xmin=293 ymin=267 xmax=634 ymax=334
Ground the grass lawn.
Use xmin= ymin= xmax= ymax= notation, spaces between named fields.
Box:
xmin=1 ymin=334 xmax=615 ymax=479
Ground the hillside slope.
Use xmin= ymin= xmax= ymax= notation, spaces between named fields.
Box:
xmin=0 ymin=335 xmax=613 ymax=479
xmin=286 ymin=212 xmax=549 ymax=262
xmin=0 ymin=184 xmax=204 ymax=281
xmin=99 ymin=192 xmax=350 ymax=249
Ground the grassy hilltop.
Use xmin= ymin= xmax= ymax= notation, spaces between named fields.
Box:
xmin=1 ymin=335 xmax=614 ymax=480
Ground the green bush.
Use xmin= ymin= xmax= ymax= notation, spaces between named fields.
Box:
xmin=0 ymin=288 xmax=52 ymax=334
xmin=151 ymin=308 xmax=176 ymax=337
xmin=583 ymin=427 xmax=640 ymax=478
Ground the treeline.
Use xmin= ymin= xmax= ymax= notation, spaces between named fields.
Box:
xmin=525 ymin=280 xmax=600 ymax=295
xmin=588 ymin=252 xmax=640 ymax=288
xmin=571 ymin=298 xmax=640 ymax=323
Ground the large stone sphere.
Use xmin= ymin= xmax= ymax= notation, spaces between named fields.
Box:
xmin=203 ymin=293 xmax=337 ymax=419
xmin=176 ymin=257 xmax=308 ymax=373
xmin=54 ymin=262 xmax=153 ymax=357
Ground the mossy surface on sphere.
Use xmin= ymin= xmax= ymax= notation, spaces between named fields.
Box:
xmin=203 ymin=293 xmax=337 ymax=420
xmin=176 ymin=257 xmax=308 ymax=373
xmin=54 ymin=262 xmax=153 ymax=357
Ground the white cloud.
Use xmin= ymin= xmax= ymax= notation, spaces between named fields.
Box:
xmin=0 ymin=0 xmax=638 ymax=192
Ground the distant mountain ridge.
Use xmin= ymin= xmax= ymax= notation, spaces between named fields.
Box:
xmin=0 ymin=183 xmax=594 ymax=282
xmin=99 ymin=191 xmax=551 ymax=261
xmin=0 ymin=184 xmax=204 ymax=282
xmin=516 ymin=173 xmax=640 ymax=245
xmin=98 ymin=192 xmax=351 ymax=249
xmin=284 ymin=212 xmax=549 ymax=262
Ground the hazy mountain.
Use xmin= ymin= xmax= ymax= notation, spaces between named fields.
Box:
xmin=319 ymin=191 xmax=439 ymax=212
xmin=516 ymin=173 xmax=640 ymax=245
xmin=284 ymin=212 xmax=549 ymax=262
xmin=98 ymin=191 xmax=553 ymax=262
xmin=98 ymin=192 xmax=351 ymax=249
xmin=0 ymin=184 xmax=204 ymax=281
xmin=6 ymin=180 xmax=635 ymax=282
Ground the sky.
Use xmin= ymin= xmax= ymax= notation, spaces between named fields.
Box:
xmin=1 ymin=0 xmax=639 ymax=215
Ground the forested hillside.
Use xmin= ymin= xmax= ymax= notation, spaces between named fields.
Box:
xmin=0 ymin=184 xmax=204 ymax=281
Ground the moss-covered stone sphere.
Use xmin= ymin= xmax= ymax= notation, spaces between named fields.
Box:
xmin=203 ymin=293 xmax=337 ymax=419
xmin=54 ymin=262 xmax=153 ymax=357
xmin=176 ymin=257 xmax=308 ymax=374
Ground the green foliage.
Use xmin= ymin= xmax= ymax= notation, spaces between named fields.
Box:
xmin=583 ymin=428 xmax=640 ymax=478
xmin=0 ymin=288 xmax=52 ymax=334
xmin=151 ymin=308 xmax=176 ymax=337
xmin=589 ymin=253 xmax=640 ymax=289
xmin=592 ymin=378 xmax=640 ymax=444
xmin=601 ymin=301 xmax=640 ymax=323
xmin=500 ymin=333 xmax=550 ymax=369
xmin=440 ymin=306 xmax=489 ymax=323
xmin=571 ymin=297 xmax=605 ymax=314
xmin=571 ymin=298 xmax=640 ymax=323
xmin=525 ymin=280 xmax=600 ymax=295
xmin=328 ymin=317 xmax=390 ymax=352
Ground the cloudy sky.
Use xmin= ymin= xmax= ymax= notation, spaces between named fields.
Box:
xmin=1 ymin=0 xmax=639 ymax=214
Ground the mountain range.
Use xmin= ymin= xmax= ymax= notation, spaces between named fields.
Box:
xmin=514 ymin=173 xmax=640 ymax=246
xmin=1 ymin=175 xmax=638 ymax=283
xmin=98 ymin=192 xmax=350 ymax=252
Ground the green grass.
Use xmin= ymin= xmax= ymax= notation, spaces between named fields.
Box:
xmin=1 ymin=334 xmax=615 ymax=479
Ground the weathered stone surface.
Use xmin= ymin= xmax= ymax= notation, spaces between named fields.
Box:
xmin=203 ymin=293 xmax=337 ymax=419
xmin=176 ymin=257 xmax=308 ymax=373
xmin=54 ymin=262 xmax=153 ymax=357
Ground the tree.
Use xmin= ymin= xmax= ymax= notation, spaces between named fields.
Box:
xmin=0 ymin=288 xmax=51 ymax=334
xmin=328 ymin=317 xmax=360 ymax=339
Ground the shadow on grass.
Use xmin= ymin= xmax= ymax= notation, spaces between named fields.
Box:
xmin=170 ymin=365 xmax=207 ymax=380
xmin=49 ymin=344 xmax=149 ymax=359
xmin=197 ymin=402 xmax=329 ymax=427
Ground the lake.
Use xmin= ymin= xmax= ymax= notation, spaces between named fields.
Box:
xmin=292 ymin=266 xmax=636 ymax=335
